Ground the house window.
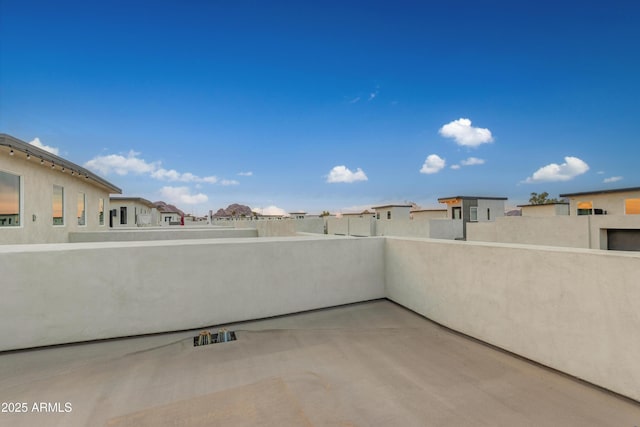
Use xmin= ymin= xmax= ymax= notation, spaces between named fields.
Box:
xmin=376 ymin=212 xmax=380 ymax=220
xmin=487 ymin=208 xmax=491 ymax=221
xmin=625 ymin=198 xmax=640 ymax=215
xmin=470 ymin=207 xmax=478 ymax=221
xmin=99 ymin=198 xmax=104 ymax=225
xmin=120 ymin=206 xmax=127 ymax=225
xmin=577 ymin=201 xmax=593 ymax=215
xmin=387 ymin=211 xmax=391 ymax=220
xmin=53 ymin=185 xmax=64 ymax=225
xmin=77 ymin=192 xmax=86 ymax=225
xmin=452 ymin=207 xmax=462 ymax=220
xmin=0 ymin=170 xmax=20 ymax=227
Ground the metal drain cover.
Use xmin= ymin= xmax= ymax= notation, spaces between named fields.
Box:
xmin=193 ymin=330 xmax=237 ymax=347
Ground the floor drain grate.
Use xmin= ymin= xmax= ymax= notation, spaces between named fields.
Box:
xmin=193 ymin=329 xmax=237 ymax=347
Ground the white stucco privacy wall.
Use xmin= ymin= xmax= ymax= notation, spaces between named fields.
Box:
xmin=68 ymin=227 xmax=257 ymax=242
xmin=384 ymin=237 xmax=640 ymax=402
xmin=0 ymin=236 xmax=384 ymax=352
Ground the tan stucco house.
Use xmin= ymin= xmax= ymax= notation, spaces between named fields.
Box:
xmin=371 ymin=204 xmax=412 ymax=220
xmin=109 ymin=196 xmax=159 ymax=227
xmin=0 ymin=134 xmax=121 ymax=244
xmin=517 ymin=202 xmax=569 ymax=217
xmin=559 ymin=187 xmax=640 ymax=216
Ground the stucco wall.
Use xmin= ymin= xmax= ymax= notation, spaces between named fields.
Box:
xmin=0 ymin=236 xmax=385 ymax=352
xmin=411 ymin=210 xmax=447 ymax=220
xmin=375 ymin=219 xmax=431 ymax=238
xmin=384 ymin=237 xmax=640 ymax=402
xmin=69 ymin=227 xmax=258 ymax=242
xmin=0 ymin=149 xmax=112 ymax=244
xmin=293 ymin=218 xmax=326 ymax=234
xmin=467 ymin=215 xmax=640 ymax=249
xmin=465 ymin=221 xmax=497 ymax=242
xmin=468 ymin=216 xmax=590 ymax=248
xmin=521 ymin=204 xmax=569 ymax=217
xmin=477 ymin=199 xmax=505 ymax=221
xmin=327 ymin=218 xmax=374 ymax=237
xmin=429 ymin=219 xmax=464 ymax=239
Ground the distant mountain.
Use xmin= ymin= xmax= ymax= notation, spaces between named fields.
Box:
xmin=154 ymin=201 xmax=185 ymax=216
xmin=213 ymin=203 xmax=253 ymax=218
xmin=505 ymin=209 xmax=522 ymax=216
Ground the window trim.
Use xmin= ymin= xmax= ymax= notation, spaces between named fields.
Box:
xmin=77 ymin=192 xmax=86 ymax=226
xmin=452 ymin=206 xmax=462 ymax=220
xmin=0 ymin=168 xmax=23 ymax=229
xmin=98 ymin=198 xmax=105 ymax=226
xmin=52 ymin=184 xmax=65 ymax=227
xmin=624 ymin=198 xmax=640 ymax=215
xmin=577 ymin=200 xmax=593 ymax=216
xmin=120 ymin=206 xmax=127 ymax=225
xmin=469 ymin=206 xmax=478 ymax=222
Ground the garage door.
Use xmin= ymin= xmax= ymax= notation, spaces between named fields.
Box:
xmin=607 ymin=229 xmax=640 ymax=251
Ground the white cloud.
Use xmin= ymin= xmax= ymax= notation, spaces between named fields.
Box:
xmin=150 ymin=168 xmax=218 ymax=183
xmin=348 ymin=96 xmax=361 ymax=104
xmin=450 ymin=164 xmax=461 ymax=170
xmin=326 ymin=165 xmax=368 ymax=183
xmin=439 ymin=118 xmax=494 ymax=147
xmin=460 ymin=157 xmax=485 ymax=166
xmin=597 ymin=171 xmax=605 ymax=175
xmin=159 ymin=186 xmax=208 ymax=205
xmin=252 ymin=205 xmax=288 ymax=216
xmin=85 ymin=151 xmax=228 ymax=185
xmin=28 ymin=137 xmax=60 ymax=155
xmin=420 ymin=154 xmax=446 ymax=174
xmin=524 ymin=156 xmax=590 ymax=183
xmin=604 ymin=176 xmax=623 ymax=183
xmin=220 ymin=179 xmax=239 ymax=186
xmin=84 ymin=151 xmax=158 ymax=176
xmin=200 ymin=176 xmax=219 ymax=184
xmin=238 ymin=171 xmax=253 ymax=176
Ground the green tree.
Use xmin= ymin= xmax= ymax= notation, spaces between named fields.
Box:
xmin=529 ymin=192 xmax=560 ymax=205
xmin=319 ymin=210 xmax=331 ymax=217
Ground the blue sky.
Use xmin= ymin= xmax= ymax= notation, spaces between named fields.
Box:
xmin=1 ymin=1 xmax=639 ymax=215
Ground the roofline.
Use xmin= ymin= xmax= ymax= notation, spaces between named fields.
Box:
xmin=371 ymin=204 xmax=413 ymax=209
xmin=110 ymin=196 xmax=156 ymax=208
xmin=559 ymin=187 xmax=640 ymax=198
xmin=0 ymin=133 xmax=122 ymax=194
xmin=516 ymin=203 xmax=569 ymax=207
xmin=438 ymin=196 xmax=508 ymax=202
xmin=410 ymin=208 xmax=447 ymax=212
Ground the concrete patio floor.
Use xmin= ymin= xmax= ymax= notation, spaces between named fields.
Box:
xmin=0 ymin=300 xmax=638 ymax=426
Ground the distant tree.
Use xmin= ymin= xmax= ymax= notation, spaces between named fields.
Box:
xmin=319 ymin=210 xmax=331 ymax=217
xmin=529 ymin=192 xmax=560 ymax=205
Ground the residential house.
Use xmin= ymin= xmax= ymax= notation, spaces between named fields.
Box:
xmin=371 ymin=204 xmax=412 ymax=220
xmin=0 ymin=133 xmax=121 ymax=244
xmin=109 ymin=197 xmax=159 ymax=227
xmin=410 ymin=208 xmax=447 ymax=220
xmin=517 ymin=202 xmax=569 ymax=217
xmin=559 ymin=187 xmax=640 ymax=216
xmin=432 ymin=196 xmax=507 ymax=240
xmin=155 ymin=201 xmax=184 ymax=225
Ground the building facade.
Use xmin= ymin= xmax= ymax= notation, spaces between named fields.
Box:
xmin=0 ymin=134 xmax=121 ymax=244
xmin=109 ymin=197 xmax=159 ymax=227
xmin=559 ymin=187 xmax=640 ymax=216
